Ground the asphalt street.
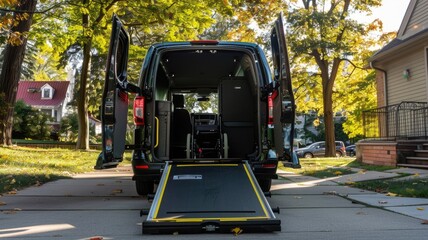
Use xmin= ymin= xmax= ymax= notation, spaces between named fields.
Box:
xmin=0 ymin=165 xmax=427 ymax=239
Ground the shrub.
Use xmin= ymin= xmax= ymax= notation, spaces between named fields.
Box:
xmin=13 ymin=100 xmax=53 ymax=140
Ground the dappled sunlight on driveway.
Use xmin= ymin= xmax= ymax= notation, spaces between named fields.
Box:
xmin=0 ymin=224 xmax=74 ymax=238
xmin=271 ymin=176 xmax=341 ymax=191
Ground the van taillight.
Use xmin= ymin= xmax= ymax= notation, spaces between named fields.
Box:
xmin=268 ymin=95 xmax=274 ymax=125
xmin=262 ymin=163 xmax=277 ymax=168
xmin=135 ymin=164 xmax=149 ymax=169
xmin=133 ymin=96 xmax=145 ymax=126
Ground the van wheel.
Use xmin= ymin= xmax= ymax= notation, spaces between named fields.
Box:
xmin=258 ymin=179 xmax=272 ymax=192
xmin=135 ymin=180 xmax=154 ymax=196
xmin=303 ymin=153 xmax=313 ymax=158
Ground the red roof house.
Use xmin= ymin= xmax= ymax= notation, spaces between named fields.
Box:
xmin=16 ymin=81 xmax=72 ymax=123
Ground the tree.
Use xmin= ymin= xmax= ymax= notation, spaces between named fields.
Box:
xmin=286 ymin=0 xmax=382 ymax=156
xmin=0 ymin=0 xmax=38 ymax=145
xmin=51 ymin=0 xmax=239 ymax=150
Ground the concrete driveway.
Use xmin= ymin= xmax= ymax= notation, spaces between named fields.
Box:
xmin=1 ymin=165 xmax=427 ymax=239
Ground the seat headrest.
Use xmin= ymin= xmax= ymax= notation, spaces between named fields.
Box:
xmin=173 ymin=94 xmax=185 ymax=108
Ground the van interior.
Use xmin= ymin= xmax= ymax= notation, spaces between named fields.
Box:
xmin=150 ymin=48 xmax=265 ymax=161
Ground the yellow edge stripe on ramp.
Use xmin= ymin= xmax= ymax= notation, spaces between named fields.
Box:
xmin=152 ymin=165 xmax=172 ymax=219
xmin=153 ymin=216 xmax=270 ymax=223
xmin=243 ymin=163 xmax=270 ymax=218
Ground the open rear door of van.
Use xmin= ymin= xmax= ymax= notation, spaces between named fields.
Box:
xmin=95 ymin=15 xmax=131 ymax=169
xmin=270 ymin=13 xmax=300 ymax=168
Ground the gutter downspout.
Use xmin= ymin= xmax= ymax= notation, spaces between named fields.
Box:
xmin=369 ymin=61 xmax=388 ymax=107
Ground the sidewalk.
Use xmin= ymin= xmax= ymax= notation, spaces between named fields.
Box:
xmin=277 ymin=167 xmax=428 ymax=221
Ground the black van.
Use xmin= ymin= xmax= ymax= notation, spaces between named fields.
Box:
xmin=96 ymin=14 xmax=300 ymax=196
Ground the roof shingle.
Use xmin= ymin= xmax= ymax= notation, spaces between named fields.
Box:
xmin=16 ymin=81 xmax=70 ymax=107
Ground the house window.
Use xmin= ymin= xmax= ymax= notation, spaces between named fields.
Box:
xmin=41 ymin=84 xmax=54 ymax=99
xmin=42 ymin=88 xmax=51 ymax=99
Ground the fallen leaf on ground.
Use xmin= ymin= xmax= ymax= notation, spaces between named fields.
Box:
xmin=0 ymin=201 xmax=6 ymax=206
xmin=111 ymin=189 xmax=123 ymax=194
xmin=386 ymin=192 xmax=397 ymax=197
xmin=421 ymin=220 xmax=428 ymax=224
xmin=378 ymin=200 xmax=388 ymax=204
xmin=7 ymin=190 xmax=17 ymax=195
xmin=89 ymin=236 xmax=103 ymax=240
xmin=417 ymin=207 xmax=425 ymax=211
xmin=231 ymin=227 xmax=243 ymax=236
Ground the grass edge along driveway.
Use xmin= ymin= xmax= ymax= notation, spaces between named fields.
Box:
xmin=0 ymin=146 xmax=105 ymax=194
xmin=280 ymin=157 xmax=428 ymax=198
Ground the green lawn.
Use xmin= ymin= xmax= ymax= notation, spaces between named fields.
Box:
xmin=0 ymin=146 xmax=130 ymax=194
xmin=280 ymin=157 xmax=358 ymax=177
xmin=280 ymin=157 xmax=427 ymax=198
xmin=349 ymin=179 xmax=428 ymax=198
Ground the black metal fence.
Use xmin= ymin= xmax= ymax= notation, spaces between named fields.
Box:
xmin=363 ymin=101 xmax=428 ymax=139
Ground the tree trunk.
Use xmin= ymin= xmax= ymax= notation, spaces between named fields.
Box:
xmin=76 ymin=40 xmax=91 ymax=149
xmin=76 ymin=1 xmax=91 ymax=150
xmin=0 ymin=0 xmax=38 ymax=145
xmin=323 ymin=91 xmax=336 ymax=157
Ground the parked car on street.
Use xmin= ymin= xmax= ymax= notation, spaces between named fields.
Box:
xmin=346 ymin=145 xmax=356 ymax=157
xmin=294 ymin=141 xmax=346 ymax=158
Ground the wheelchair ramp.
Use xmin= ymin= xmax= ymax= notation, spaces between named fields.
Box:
xmin=142 ymin=162 xmax=281 ymax=234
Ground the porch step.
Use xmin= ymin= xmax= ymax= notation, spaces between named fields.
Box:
xmin=414 ymin=150 xmax=428 ymax=157
xmin=406 ymin=156 xmax=428 ymax=160
xmin=397 ymin=163 xmax=428 ymax=169
xmin=405 ymin=156 xmax=428 ymax=166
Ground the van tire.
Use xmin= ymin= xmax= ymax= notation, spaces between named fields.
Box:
xmin=258 ymin=179 xmax=272 ymax=192
xmin=136 ymin=180 xmax=154 ymax=196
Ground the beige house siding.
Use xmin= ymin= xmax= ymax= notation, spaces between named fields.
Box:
xmin=375 ymin=71 xmax=385 ymax=107
xmin=402 ymin=0 xmax=428 ymax=38
xmin=384 ymin=48 xmax=427 ymax=105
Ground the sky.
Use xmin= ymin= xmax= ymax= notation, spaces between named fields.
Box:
xmin=363 ymin=0 xmax=411 ymax=32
